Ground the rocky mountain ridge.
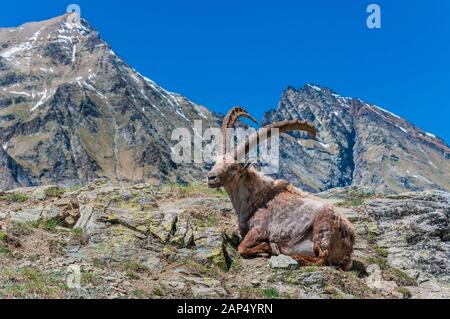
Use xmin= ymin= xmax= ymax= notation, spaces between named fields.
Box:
xmin=0 ymin=14 xmax=449 ymax=195
xmin=263 ymin=84 xmax=450 ymax=194
xmin=0 ymin=13 xmax=216 ymax=190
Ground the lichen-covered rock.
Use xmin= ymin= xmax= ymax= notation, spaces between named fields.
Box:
xmin=268 ymin=255 xmax=299 ymax=270
xmin=366 ymin=264 xmax=400 ymax=296
xmin=0 ymin=183 xmax=448 ymax=299
xmin=364 ymin=191 xmax=449 ymax=284
xmin=187 ymin=277 xmax=226 ymax=298
xmin=41 ymin=205 xmax=60 ymax=221
xmin=316 ymin=187 xmax=450 ymax=299
xmin=10 ymin=207 xmax=42 ymax=223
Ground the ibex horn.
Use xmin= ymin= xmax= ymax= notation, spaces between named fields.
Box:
xmin=235 ymin=119 xmax=317 ymax=160
xmin=221 ymin=107 xmax=259 ymax=154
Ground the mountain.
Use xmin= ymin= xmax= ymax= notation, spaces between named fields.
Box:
xmin=0 ymin=13 xmax=216 ymax=189
xmin=0 ymin=14 xmax=448 ymax=194
xmin=0 ymin=146 xmax=34 ymax=190
xmin=263 ymin=84 xmax=450 ymax=194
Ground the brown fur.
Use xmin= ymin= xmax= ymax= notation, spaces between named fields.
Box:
xmin=207 ymin=109 xmax=355 ymax=270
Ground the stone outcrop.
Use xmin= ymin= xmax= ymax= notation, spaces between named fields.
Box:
xmin=0 ymin=182 xmax=448 ymax=299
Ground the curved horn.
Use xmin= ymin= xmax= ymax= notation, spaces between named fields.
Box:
xmin=234 ymin=119 xmax=316 ymax=161
xmin=221 ymin=107 xmax=259 ymax=154
xmin=222 ymin=107 xmax=259 ymax=130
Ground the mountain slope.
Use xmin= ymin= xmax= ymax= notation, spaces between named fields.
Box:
xmin=1 ymin=14 xmax=448 ymax=194
xmin=0 ymin=13 xmax=215 ymax=188
xmin=0 ymin=146 xmax=35 ymax=190
xmin=263 ymin=84 xmax=450 ymax=194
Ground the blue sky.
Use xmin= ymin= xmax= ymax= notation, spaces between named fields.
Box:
xmin=1 ymin=0 xmax=449 ymax=142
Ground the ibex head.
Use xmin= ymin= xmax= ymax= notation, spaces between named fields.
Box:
xmin=207 ymin=107 xmax=317 ymax=189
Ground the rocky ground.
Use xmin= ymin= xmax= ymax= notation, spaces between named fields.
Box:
xmin=0 ymin=181 xmax=448 ymax=299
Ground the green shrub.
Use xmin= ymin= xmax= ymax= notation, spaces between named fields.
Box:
xmin=81 ymin=272 xmax=102 ymax=286
xmin=261 ymin=287 xmax=280 ymax=299
xmin=0 ymin=267 xmax=67 ymax=298
xmin=29 ymin=219 xmax=62 ymax=232
xmin=384 ymin=268 xmax=416 ymax=287
xmin=374 ymin=246 xmax=389 ymax=258
xmin=367 ymin=256 xmax=387 ymax=269
xmin=6 ymin=194 xmax=29 ymax=203
xmin=396 ymin=287 xmax=412 ymax=299
xmin=163 ymin=182 xmax=227 ymax=198
xmin=44 ymin=187 xmax=65 ymax=198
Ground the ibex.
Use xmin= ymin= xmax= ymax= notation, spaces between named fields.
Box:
xmin=207 ymin=107 xmax=355 ymax=270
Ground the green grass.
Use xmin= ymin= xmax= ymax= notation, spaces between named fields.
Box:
xmin=81 ymin=271 xmax=102 ymax=286
xmin=324 ymin=285 xmax=346 ymax=299
xmin=131 ymin=288 xmax=149 ymax=299
xmin=70 ymin=228 xmax=83 ymax=242
xmin=29 ymin=219 xmax=63 ymax=232
xmin=126 ymin=271 xmax=140 ymax=280
xmin=67 ymin=185 xmax=82 ymax=192
xmin=261 ymin=287 xmax=280 ymax=299
xmin=367 ymin=223 xmax=379 ymax=244
xmin=123 ymin=261 xmax=149 ymax=273
xmin=0 ymin=267 xmax=68 ymax=298
xmin=238 ymin=286 xmax=284 ymax=299
xmin=47 ymin=239 xmax=67 ymax=255
xmin=0 ymin=244 xmax=9 ymax=254
xmin=348 ymin=187 xmax=375 ymax=201
xmin=28 ymin=255 xmax=39 ymax=262
xmin=163 ymin=182 xmax=227 ymax=198
xmin=374 ymin=246 xmax=389 ymax=258
xmin=238 ymin=286 xmax=263 ymax=299
xmin=122 ymin=261 xmax=149 ymax=280
xmin=6 ymin=193 xmax=29 ymax=203
xmin=336 ymin=187 xmax=378 ymax=208
xmin=396 ymin=287 xmax=412 ymax=299
xmin=41 ymin=220 xmax=63 ymax=231
xmin=192 ymin=214 xmax=221 ymax=228
xmin=182 ymin=258 xmax=223 ymax=278
xmin=152 ymin=287 xmax=164 ymax=296
xmin=367 ymin=256 xmax=387 ymax=269
xmin=230 ymin=258 xmax=243 ymax=273
xmin=384 ymin=267 xmax=416 ymax=287
xmin=44 ymin=187 xmax=65 ymax=198
xmin=337 ymin=199 xmax=364 ymax=207
xmin=0 ymin=231 xmax=9 ymax=254
xmin=91 ymin=258 xmax=108 ymax=269
xmin=300 ymin=265 xmax=322 ymax=273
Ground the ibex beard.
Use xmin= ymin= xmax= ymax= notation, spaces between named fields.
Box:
xmin=207 ymin=107 xmax=355 ymax=270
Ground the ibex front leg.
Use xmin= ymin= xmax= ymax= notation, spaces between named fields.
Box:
xmin=238 ymin=229 xmax=271 ymax=258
